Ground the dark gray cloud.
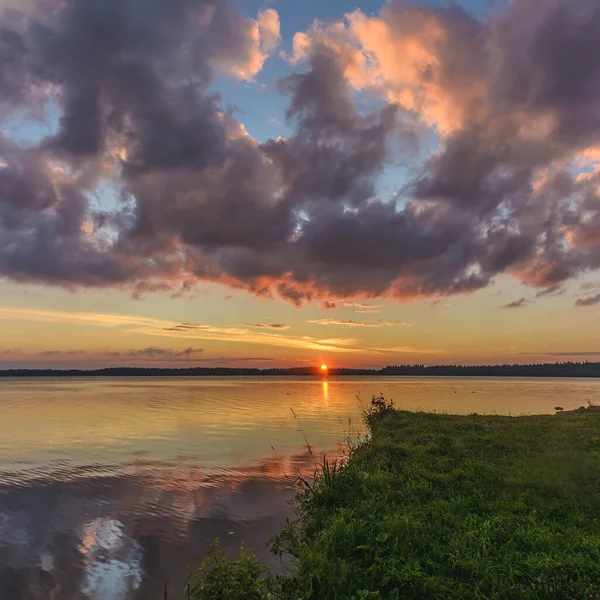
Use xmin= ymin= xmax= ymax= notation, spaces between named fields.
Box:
xmin=0 ymin=0 xmax=284 ymax=288
xmin=410 ymin=0 xmax=600 ymax=292
xmin=39 ymin=349 xmax=86 ymax=356
xmin=124 ymin=347 xmax=203 ymax=359
xmin=502 ymin=298 xmax=529 ymax=309
xmin=263 ymin=47 xmax=406 ymax=209
xmin=320 ymin=300 xmax=339 ymax=310
xmin=490 ymin=0 xmax=600 ymax=145
xmin=181 ymin=356 xmax=275 ymax=363
xmin=164 ymin=324 xmax=210 ymax=332
xmin=103 ymin=350 xmax=274 ymax=363
xmin=576 ymin=293 xmax=600 ymax=307
xmin=242 ymin=323 xmax=290 ymax=330
xmin=0 ymin=0 xmax=599 ymax=305
xmin=536 ymin=285 xmax=565 ymax=298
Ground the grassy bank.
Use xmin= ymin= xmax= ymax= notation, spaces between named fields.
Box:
xmin=189 ymin=400 xmax=600 ymax=599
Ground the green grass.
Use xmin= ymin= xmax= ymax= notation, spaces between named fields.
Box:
xmin=189 ymin=399 xmax=600 ymax=599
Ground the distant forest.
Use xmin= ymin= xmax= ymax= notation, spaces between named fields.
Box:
xmin=1 ymin=362 xmax=600 ymax=377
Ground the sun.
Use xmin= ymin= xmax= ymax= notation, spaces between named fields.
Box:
xmin=320 ymin=364 xmax=328 ymax=372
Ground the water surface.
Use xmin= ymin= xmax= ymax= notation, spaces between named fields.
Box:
xmin=1 ymin=376 xmax=598 ymax=599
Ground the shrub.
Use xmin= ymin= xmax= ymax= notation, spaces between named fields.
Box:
xmin=186 ymin=540 xmax=272 ymax=600
xmin=363 ymin=394 xmax=395 ymax=428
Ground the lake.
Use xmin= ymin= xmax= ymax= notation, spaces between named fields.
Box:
xmin=1 ymin=376 xmax=599 ymax=599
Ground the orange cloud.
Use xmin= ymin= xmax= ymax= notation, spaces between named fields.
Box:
xmin=215 ymin=8 xmax=281 ymax=80
xmin=0 ymin=306 xmax=361 ymax=353
xmin=308 ymin=319 xmax=411 ymax=327
xmin=288 ymin=4 xmax=486 ymax=133
xmin=371 ymin=346 xmax=445 ymax=354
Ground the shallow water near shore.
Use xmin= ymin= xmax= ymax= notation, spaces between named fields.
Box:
xmin=1 ymin=376 xmax=598 ymax=599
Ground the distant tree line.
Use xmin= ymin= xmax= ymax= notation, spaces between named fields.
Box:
xmin=1 ymin=362 xmax=600 ymax=377
xmin=380 ymin=362 xmax=600 ymax=377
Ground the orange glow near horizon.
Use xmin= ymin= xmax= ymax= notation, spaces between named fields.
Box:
xmin=320 ymin=364 xmax=328 ymax=373
xmin=2 ymin=273 xmax=600 ymax=368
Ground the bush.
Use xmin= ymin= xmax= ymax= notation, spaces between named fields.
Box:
xmin=186 ymin=540 xmax=272 ymax=600
xmin=363 ymin=394 xmax=395 ymax=428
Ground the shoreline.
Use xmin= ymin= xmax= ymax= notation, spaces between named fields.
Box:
xmin=188 ymin=400 xmax=600 ymax=598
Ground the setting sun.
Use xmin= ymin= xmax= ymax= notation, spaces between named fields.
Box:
xmin=320 ymin=364 xmax=328 ymax=372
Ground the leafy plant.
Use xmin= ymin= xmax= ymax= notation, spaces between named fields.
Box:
xmin=186 ymin=540 xmax=272 ymax=600
xmin=363 ymin=394 xmax=395 ymax=428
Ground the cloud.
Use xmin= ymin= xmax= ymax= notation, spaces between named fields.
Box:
xmin=576 ymin=293 xmax=600 ymax=306
xmin=214 ymin=8 xmax=281 ymax=80
xmin=371 ymin=346 xmax=445 ymax=355
xmin=4 ymin=347 xmax=276 ymax=364
xmin=321 ymin=301 xmax=339 ymax=310
xmin=308 ymin=318 xmax=411 ymax=327
xmin=165 ymin=324 xmax=211 ymax=332
xmin=241 ymin=323 xmax=291 ymax=330
xmin=203 ymin=356 xmax=274 ymax=362
xmin=258 ymin=10 xmax=282 ymax=54
xmin=342 ymin=302 xmax=383 ymax=309
xmin=536 ymin=285 xmax=565 ymax=298
xmin=124 ymin=347 xmax=203 ymax=359
xmin=194 ymin=357 xmax=275 ymax=362
xmin=35 ymin=347 xmax=201 ymax=359
xmin=309 ymin=319 xmax=381 ymax=327
xmin=318 ymin=300 xmax=384 ymax=311
xmin=0 ymin=0 xmax=599 ymax=307
xmin=520 ymin=351 xmax=600 ymax=357
xmin=0 ymin=305 xmax=360 ymax=353
xmin=39 ymin=350 xmax=86 ymax=356
xmin=159 ymin=356 xmax=276 ymax=363
xmin=0 ymin=306 xmax=171 ymax=329
xmin=287 ymin=3 xmax=485 ymax=134
xmin=502 ymin=298 xmax=529 ymax=309
xmin=153 ymin=322 xmax=358 ymax=351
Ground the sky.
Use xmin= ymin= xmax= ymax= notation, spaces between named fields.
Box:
xmin=1 ymin=0 xmax=600 ymax=369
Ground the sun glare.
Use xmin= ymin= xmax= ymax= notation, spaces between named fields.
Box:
xmin=320 ymin=364 xmax=328 ymax=372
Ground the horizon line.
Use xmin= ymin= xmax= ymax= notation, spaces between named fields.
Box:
xmin=1 ymin=362 xmax=600 ymax=376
